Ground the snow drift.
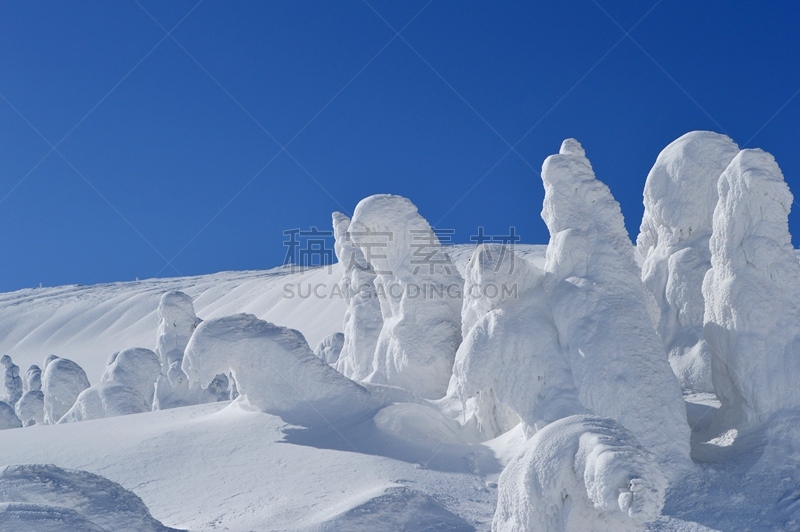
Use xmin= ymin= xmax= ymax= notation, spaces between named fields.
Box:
xmin=493 ymin=415 xmax=667 ymax=532
xmin=703 ymin=148 xmax=800 ymax=428
xmin=183 ymin=314 xmax=379 ymax=426
xmin=0 ymin=464 xmax=181 ymax=531
xmin=638 ymin=131 xmax=740 ymax=392
xmin=347 ymin=195 xmax=463 ymax=399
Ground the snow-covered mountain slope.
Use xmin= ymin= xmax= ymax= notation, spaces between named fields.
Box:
xmin=0 ymin=246 xmax=545 ymax=383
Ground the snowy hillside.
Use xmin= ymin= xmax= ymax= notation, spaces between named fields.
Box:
xmin=4 ymin=132 xmax=800 ymax=531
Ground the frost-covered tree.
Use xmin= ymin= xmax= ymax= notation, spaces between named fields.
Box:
xmin=0 ymin=355 xmax=23 ymax=406
xmin=348 ymin=195 xmax=463 ymax=399
xmin=155 ymin=291 xmax=201 ymax=375
xmin=15 ymin=390 xmax=44 ymax=426
xmin=314 ymin=332 xmax=345 ymax=365
xmin=0 ymin=401 xmax=21 ymax=430
xmin=23 ymin=365 xmax=42 ymax=393
xmin=703 ymin=149 xmax=800 ymax=428
xmin=331 ymin=212 xmax=382 ymax=381
xmin=41 ymin=357 xmax=90 ymax=424
xmin=450 ymin=244 xmax=576 ymax=439
xmin=638 ymin=131 xmax=740 ymax=392
xmin=540 ymin=139 xmax=691 ymax=472
xmin=101 ymin=347 xmax=161 ymax=408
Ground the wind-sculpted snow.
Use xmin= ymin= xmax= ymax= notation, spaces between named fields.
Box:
xmin=41 ymin=357 xmax=90 ymax=424
xmin=638 ymin=131 xmax=740 ymax=392
xmin=703 ymin=149 xmax=800 ymax=428
xmin=0 ymin=401 xmax=21 ymax=430
xmin=100 ymin=347 xmax=161 ymax=407
xmin=0 ymin=464 xmax=181 ymax=531
xmin=15 ymin=391 xmax=44 ymax=426
xmin=155 ymin=291 xmax=201 ymax=375
xmin=450 ymin=244 xmax=579 ymax=439
xmin=23 ymin=364 xmax=42 ymax=393
xmin=493 ymin=415 xmax=667 ymax=532
xmin=183 ymin=314 xmax=379 ymax=426
xmin=314 ymin=332 xmax=345 ymax=365
xmin=541 ymin=139 xmax=691 ymax=472
xmin=348 ymin=195 xmax=463 ymax=399
xmin=1 ymin=355 xmax=22 ymax=406
xmin=332 ymin=211 xmax=383 ymax=382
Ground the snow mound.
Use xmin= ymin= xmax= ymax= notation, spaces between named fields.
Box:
xmin=41 ymin=357 xmax=90 ymax=424
xmin=155 ymin=291 xmax=201 ymax=376
xmin=100 ymin=347 xmax=161 ymax=407
xmin=183 ymin=314 xmax=379 ymax=426
xmin=59 ymin=381 xmax=150 ymax=423
xmin=15 ymin=390 xmax=44 ymax=426
xmin=0 ymin=401 xmax=21 ymax=430
xmin=638 ymin=131 xmax=740 ymax=392
xmin=316 ymin=487 xmax=473 ymax=532
xmin=0 ymin=355 xmax=22 ymax=406
xmin=703 ymin=148 xmax=800 ymax=428
xmin=314 ymin=332 xmax=345 ymax=365
xmin=23 ymin=365 xmax=42 ymax=393
xmin=0 ymin=464 xmax=181 ymax=531
xmin=493 ymin=415 xmax=667 ymax=532
xmin=332 ymin=211 xmax=383 ymax=381
xmin=348 ymin=194 xmax=463 ymax=399
xmin=541 ymin=139 xmax=691 ymax=472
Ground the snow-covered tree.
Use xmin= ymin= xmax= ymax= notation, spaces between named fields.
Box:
xmin=638 ymin=131 xmax=740 ymax=392
xmin=540 ymin=139 xmax=691 ymax=472
xmin=0 ymin=401 xmax=21 ymax=430
xmin=331 ymin=211 xmax=382 ymax=381
xmin=41 ymin=357 xmax=90 ymax=424
xmin=347 ymin=195 xmax=463 ymax=399
xmin=703 ymin=148 xmax=800 ymax=428
xmin=101 ymin=347 xmax=161 ymax=408
xmin=23 ymin=365 xmax=42 ymax=393
xmin=314 ymin=332 xmax=345 ymax=365
xmin=155 ymin=291 xmax=201 ymax=375
xmin=0 ymin=355 xmax=23 ymax=406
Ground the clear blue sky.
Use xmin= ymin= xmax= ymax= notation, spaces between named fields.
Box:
xmin=1 ymin=1 xmax=799 ymax=292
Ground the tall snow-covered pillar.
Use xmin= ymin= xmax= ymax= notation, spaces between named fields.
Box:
xmin=541 ymin=139 xmax=691 ymax=472
xmin=638 ymin=131 xmax=739 ymax=392
xmin=331 ymin=212 xmax=382 ymax=381
xmin=348 ymin=195 xmax=463 ymax=399
xmin=703 ymin=149 xmax=800 ymax=427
